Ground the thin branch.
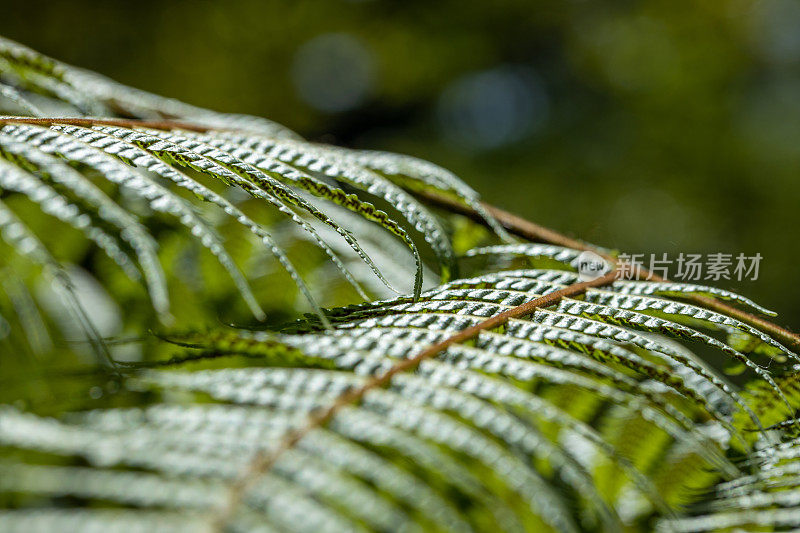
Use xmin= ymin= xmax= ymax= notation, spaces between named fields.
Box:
xmin=0 ymin=116 xmax=214 ymax=133
xmin=414 ymin=189 xmax=800 ymax=351
xmin=209 ymin=269 xmax=619 ymax=530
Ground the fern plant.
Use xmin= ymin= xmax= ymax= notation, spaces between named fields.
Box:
xmin=1 ymin=36 xmax=800 ymax=532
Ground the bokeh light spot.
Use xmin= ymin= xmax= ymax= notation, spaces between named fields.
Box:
xmin=291 ymin=33 xmax=375 ymax=113
xmin=436 ymin=66 xmax=549 ymax=151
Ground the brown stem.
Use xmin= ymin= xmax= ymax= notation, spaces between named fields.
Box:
xmin=210 ymin=269 xmax=619 ymax=530
xmin=415 ymin=189 xmax=800 ymax=351
xmin=0 ymin=116 xmax=214 ymax=133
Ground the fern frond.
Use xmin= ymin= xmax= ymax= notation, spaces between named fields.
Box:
xmin=657 ymin=435 xmax=800 ymax=531
xmin=211 ymin=131 xmax=456 ymax=292
xmin=2 ymin=35 xmax=800 ymax=533
xmin=0 ymin=84 xmax=42 ymax=116
xmin=4 ymin=265 xmax=791 ymax=530
xmin=335 ymin=148 xmax=513 ymax=242
xmin=0 ymin=198 xmax=112 ymax=364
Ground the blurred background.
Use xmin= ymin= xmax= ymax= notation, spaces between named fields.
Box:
xmin=2 ymin=0 xmax=798 ymax=325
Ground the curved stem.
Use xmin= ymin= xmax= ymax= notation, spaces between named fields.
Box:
xmin=0 ymin=116 xmax=214 ymax=133
xmin=414 ymin=189 xmax=800 ymax=351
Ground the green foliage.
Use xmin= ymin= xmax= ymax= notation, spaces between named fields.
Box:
xmin=1 ymin=36 xmax=800 ymax=532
